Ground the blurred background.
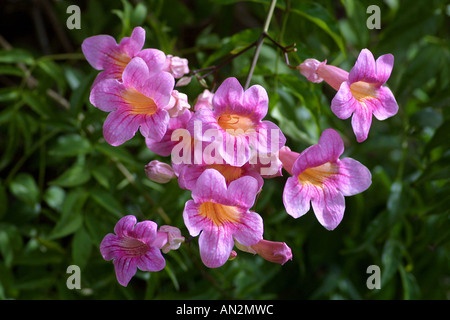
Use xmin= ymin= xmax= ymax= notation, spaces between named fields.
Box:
xmin=0 ymin=0 xmax=448 ymax=299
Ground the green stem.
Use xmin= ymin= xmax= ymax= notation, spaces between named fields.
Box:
xmin=244 ymin=0 xmax=278 ymax=89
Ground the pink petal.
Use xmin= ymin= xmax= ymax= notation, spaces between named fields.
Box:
xmin=212 ymin=77 xmax=245 ymax=115
xmin=89 ymin=79 xmax=124 ymax=112
xmin=370 ymin=86 xmax=399 ymax=121
xmin=139 ymin=108 xmax=170 ymax=142
xmin=227 ymin=176 xmax=259 ymax=209
xmin=282 ymin=177 xmax=313 ymax=219
xmin=335 ymin=158 xmax=372 ymax=196
xmin=140 ymin=71 xmax=175 ymax=109
xmin=114 ymin=215 xmax=138 ymax=238
xmin=122 ymin=57 xmax=150 ymax=88
xmin=331 ymin=82 xmax=358 ymax=119
xmin=118 ymin=26 xmax=146 ymax=58
xmin=374 ymin=54 xmax=394 ymax=85
xmin=100 ymin=233 xmax=121 ymax=261
xmin=191 ymin=169 xmax=228 ymax=204
xmin=103 ymin=109 xmax=142 ymax=146
xmin=241 ymin=84 xmax=269 ymax=122
xmin=182 ymin=200 xmax=204 ymax=237
xmin=113 ymin=256 xmax=138 ymax=286
xmin=349 ymin=49 xmax=377 ymax=84
xmin=310 ymin=183 xmax=345 ymax=230
xmin=233 ymin=211 xmax=264 ymax=247
xmin=351 ymin=103 xmax=373 ymax=143
xmin=254 ymin=121 xmax=287 ymax=155
xmin=81 ymin=34 xmax=118 ymax=70
xmin=198 ymin=227 xmax=235 ymax=268
xmin=135 ymin=247 xmax=166 ymax=272
xmin=318 ymin=128 xmax=344 ymax=161
xmin=131 ymin=220 xmax=158 ymax=244
xmin=136 ymin=48 xmax=167 ymax=76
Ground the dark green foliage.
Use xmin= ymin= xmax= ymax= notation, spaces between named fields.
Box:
xmin=0 ymin=0 xmax=448 ymax=300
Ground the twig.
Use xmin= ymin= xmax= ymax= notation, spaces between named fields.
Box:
xmin=244 ymin=0 xmax=278 ymax=89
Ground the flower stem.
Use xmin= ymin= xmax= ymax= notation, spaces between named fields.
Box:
xmin=244 ymin=0 xmax=278 ymax=89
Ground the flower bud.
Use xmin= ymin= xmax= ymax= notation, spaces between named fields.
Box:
xmin=164 ymin=55 xmax=189 ymax=79
xmin=145 ymin=160 xmax=176 ymax=183
xmin=158 ymin=225 xmax=185 ymax=253
xmin=166 ymin=90 xmax=191 ymax=118
xmin=251 ymin=240 xmax=293 ymax=265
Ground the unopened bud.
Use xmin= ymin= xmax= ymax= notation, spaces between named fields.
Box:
xmin=145 ymin=160 xmax=176 ymax=183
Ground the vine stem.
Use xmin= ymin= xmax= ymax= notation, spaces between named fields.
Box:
xmin=244 ymin=0 xmax=278 ymax=89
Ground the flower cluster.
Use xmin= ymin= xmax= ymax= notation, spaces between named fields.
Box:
xmin=82 ymin=27 xmax=398 ymax=286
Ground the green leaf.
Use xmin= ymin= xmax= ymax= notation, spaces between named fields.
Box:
xmin=49 ymin=134 xmax=92 ymax=158
xmin=49 ymin=157 xmax=91 ymax=187
xmin=72 ymin=227 xmax=92 ymax=270
xmin=49 ymin=189 xmax=87 ymax=239
xmin=0 ymin=49 xmax=34 ymax=65
xmin=9 ymin=173 xmax=40 ymax=207
xmin=43 ymin=186 xmax=66 ymax=211
xmin=381 ymin=239 xmax=404 ymax=287
xmin=89 ymin=188 xmax=125 ymax=219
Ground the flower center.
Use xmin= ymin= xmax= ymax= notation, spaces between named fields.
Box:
xmin=217 ymin=113 xmax=255 ymax=136
xmin=120 ymin=237 xmax=150 ymax=257
xmin=199 ymin=201 xmax=241 ymax=226
xmin=109 ymin=51 xmax=131 ymax=79
xmin=207 ymin=164 xmax=244 ymax=184
xmin=122 ymin=88 xmax=158 ymax=115
xmin=350 ymin=81 xmax=378 ymax=102
xmin=298 ymin=162 xmax=339 ymax=187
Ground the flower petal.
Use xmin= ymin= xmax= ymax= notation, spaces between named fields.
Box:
xmin=283 ymin=176 xmax=313 ymax=219
xmin=118 ymin=26 xmax=145 ymax=58
xmin=122 ymin=57 xmax=150 ymax=88
xmin=349 ymin=49 xmax=377 ymax=84
xmin=212 ymin=77 xmax=244 ymax=115
xmin=331 ymin=82 xmax=358 ymax=119
xmin=241 ymin=84 xmax=268 ymax=122
xmin=192 ymin=168 xmax=228 ymax=204
xmin=139 ymin=108 xmax=170 ymax=142
xmin=317 ymin=128 xmax=344 ymax=162
xmin=81 ymin=34 xmax=118 ymax=70
xmin=114 ymin=215 xmax=138 ymax=238
xmin=99 ymin=233 xmax=121 ymax=261
xmin=132 ymin=220 xmax=158 ymax=244
xmin=227 ymin=176 xmax=259 ymax=209
xmin=370 ymin=86 xmax=399 ymax=121
xmin=233 ymin=211 xmax=264 ymax=247
xmin=135 ymin=247 xmax=166 ymax=272
xmin=335 ymin=158 xmax=372 ymax=196
xmin=103 ymin=109 xmax=142 ymax=146
xmin=136 ymin=49 xmax=167 ymax=76
xmin=113 ymin=256 xmax=138 ymax=287
xmin=374 ymin=53 xmax=394 ymax=85
xmin=198 ymin=227 xmax=235 ymax=268
xmin=351 ymin=103 xmax=373 ymax=143
xmin=89 ymin=79 xmax=124 ymax=112
xmin=310 ymin=183 xmax=345 ymax=230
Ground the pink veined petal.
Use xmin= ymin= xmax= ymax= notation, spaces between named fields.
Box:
xmin=317 ymin=128 xmax=344 ymax=162
xmin=218 ymin=133 xmax=251 ymax=167
xmin=81 ymin=34 xmax=118 ymax=70
xmin=122 ymin=57 xmax=150 ymax=88
xmin=103 ymin=109 xmax=143 ymax=146
xmin=140 ymin=71 xmax=175 ymax=108
xmin=370 ymin=86 xmax=399 ymax=121
xmin=310 ymin=183 xmax=345 ymax=231
xmin=131 ymin=220 xmax=158 ymax=244
xmin=233 ymin=211 xmax=264 ymax=247
xmin=198 ymin=226 xmax=235 ymax=268
xmin=374 ymin=54 xmax=394 ymax=85
xmin=335 ymin=158 xmax=372 ymax=196
xmin=351 ymin=102 xmax=373 ymax=143
xmin=89 ymin=78 xmax=124 ymax=112
xmin=349 ymin=49 xmax=377 ymax=84
xmin=118 ymin=26 xmax=146 ymax=58
xmin=139 ymin=108 xmax=170 ymax=142
xmin=227 ymin=176 xmax=259 ymax=209
xmin=283 ymin=176 xmax=314 ymax=219
xmin=331 ymin=82 xmax=358 ymax=119
xmin=192 ymin=169 xmax=229 ymax=204
xmin=240 ymin=84 xmax=269 ymax=122
xmin=114 ymin=215 xmax=138 ymax=238
xmin=100 ymin=233 xmax=121 ymax=261
xmin=182 ymin=200 xmax=204 ymax=237
xmin=113 ymin=256 xmax=138 ymax=287
xmin=212 ymin=77 xmax=245 ymax=115
xmin=254 ymin=121 xmax=287 ymax=155
xmin=135 ymin=247 xmax=166 ymax=272
xmin=136 ymin=48 xmax=167 ymax=76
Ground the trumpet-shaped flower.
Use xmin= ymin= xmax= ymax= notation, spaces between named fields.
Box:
xmin=82 ymin=26 xmax=166 ymax=87
xmin=100 ymin=215 xmax=167 ymax=287
xmin=299 ymin=49 xmax=398 ymax=142
xmin=90 ymin=56 xmax=174 ymax=146
xmin=183 ymin=169 xmax=263 ymax=268
xmin=280 ymin=129 xmax=372 ymax=230
xmin=188 ymin=77 xmax=286 ymax=167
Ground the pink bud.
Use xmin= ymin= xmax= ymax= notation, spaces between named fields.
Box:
xmin=298 ymin=58 xmax=349 ymax=91
xmin=278 ymin=146 xmax=299 ymax=176
xmin=251 ymin=240 xmax=293 ymax=265
xmin=145 ymin=160 xmax=176 ymax=183
xmin=194 ymin=89 xmax=214 ymax=111
xmin=166 ymin=90 xmax=191 ymax=117
xmin=158 ymin=225 xmax=185 ymax=253
xmin=164 ymin=55 xmax=189 ymax=79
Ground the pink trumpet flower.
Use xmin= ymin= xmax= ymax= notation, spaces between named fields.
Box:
xmin=90 ymin=56 xmax=175 ymax=146
xmin=183 ymin=169 xmax=264 ymax=268
xmin=280 ymin=129 xmax=372 ymax=230
xmin=100 ymin=215 xmax=168 ymax=287
xmin=299 ymin=49 xmax=398 ymax=142
xmin=82 ymin=26 xmax=166 ymax=87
